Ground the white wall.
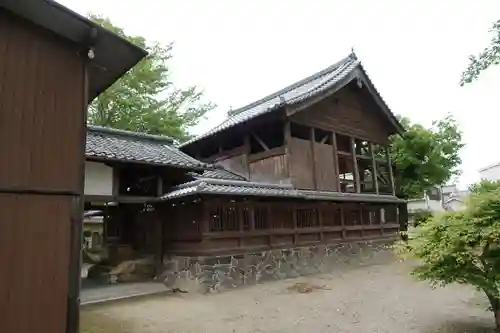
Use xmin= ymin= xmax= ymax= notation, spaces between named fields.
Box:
xmin=408 ymin=198 xmax=444 ymax=213
xmin=479 ymin=163 xmax=500 ymax=182
xmin=84 ymin=161 xmax=113 ymax=196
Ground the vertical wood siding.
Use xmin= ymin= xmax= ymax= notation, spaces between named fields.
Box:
xmin=288 ymin=138 xmax=315 ymax=189
xmin=249 ymin=154 xmax=289 ymax=184
xmin=0 ymin=10 xmax=86 ymax=333
xmin=0 ymin=10 xmax=84 ymax=192
xmin=291 ymin=85 xmax=391 ymax=144
xmin=0 ymin=194 xmax=72 ymax=333
xmin=313 ymin=142 xmax=337 ymax=191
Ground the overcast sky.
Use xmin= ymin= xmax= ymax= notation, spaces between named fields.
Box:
xmin=61 ymin=0 xmax=500 ymax=188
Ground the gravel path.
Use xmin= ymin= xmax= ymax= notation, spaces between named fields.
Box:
xmin=81 ymin=257 xmax=496 ymax=333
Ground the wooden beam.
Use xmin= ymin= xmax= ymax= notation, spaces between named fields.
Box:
xmin=369 ymin=143 xmax=379 ymax=195
xmin=156 ymin=175 xmax=163 ymax=196
xmin=350 ymin=137 xmax=361 ymax=193
xmin=319 ymin=134 xmax=329 ymax=144
xmin=331 ymin=131 xmax=341 ymax=192
xmin=253 ymin=133 xmax=269 ymax=151
xmin=386 ymin=150 xmax=396 ymax=196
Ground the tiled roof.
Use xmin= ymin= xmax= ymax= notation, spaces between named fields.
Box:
xmin=86 ymin=126 xmax=207 ymax=169
xmin=161 ymin=178 xmax=406 ymax=203
xmin=191 ymin=167 xmax=248 ymax=181
xmin=161 ymin=179 xmax=300 ymax=200
xmin=181 ymin=52 xmax=401 ymax=148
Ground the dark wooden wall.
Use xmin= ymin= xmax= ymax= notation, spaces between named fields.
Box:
xmin=290 ymin=84 xmax=392 ymax=144
xmin=0 ymin=10 xmax=85 ymax=333
xmin=162 ymin=197 xmax=403 ymax=256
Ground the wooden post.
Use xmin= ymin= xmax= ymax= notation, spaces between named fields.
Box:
xmin=331 ymin=132 xmax=340 ymax=192
xmin=112 ymin=166 xmax=120 ymax=196
xmin=370 ymin=143 xmax=379 ymax=195
xmin=350 ymin=137 xmax=361 ymax=193
xmin=386 ymin=149 xmax=396 ymax=196
xmin=284 ymin=121 xmax=292 ymax=182
xmin=318 ymin=204 xmax=324 ymax=242
xmin=310 ymin=127 xmax=317 ymax=190
xmin=340 ymin=206 xmax=346 ymax=239
xmin=201 ymin=200 xmax=210 ymax=234
xmin=292 ymin=205 xmax=298 ymax=245
xmin=156 ymin=175 xmax=163 ymax=196
xmin=243 ymin=134 xmax=251 ymax=179
xmin=249 ymin=200 xmax=255 ymax=230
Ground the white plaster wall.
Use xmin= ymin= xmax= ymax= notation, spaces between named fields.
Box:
xmin=84 ymin=161 xmax=113 ymax=196
xmin=479 ymin=164 xmax=500 ymax=181
xmin=408 ymin=198 xmax=444 ymax=213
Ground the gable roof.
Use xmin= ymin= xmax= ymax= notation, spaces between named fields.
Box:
xmin=85 ymin=126 xmax=207 ymax=170
xmin=181 ymin=52 xmax=403 ymax=148
xmin=2 ymin=0 xmax=147 ymax=102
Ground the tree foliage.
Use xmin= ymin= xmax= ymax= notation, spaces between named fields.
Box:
xmin=461 ymin=19 xmax=500 ymax=85
xmin=88 ymin=15 xmax=215 ymax=142
xmin=395 ymin=180 xmax=500 ymax=330
xmin=389 ymin=114 xmax=464 ymax=199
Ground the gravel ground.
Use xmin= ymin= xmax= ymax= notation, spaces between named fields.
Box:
xmin=81 ymin=255 xmax=496 ymax=333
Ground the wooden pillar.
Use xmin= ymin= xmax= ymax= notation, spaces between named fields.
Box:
xmin=243 ymin=134 xmax=251 ymax=179
xmin=370 ymin=143 xmax=379 ymax=195
xmin=249 ymin=200 xmax=255 ymax=230
xmin=350 ymin=137 xmax=361 ymax=193
xmin=331 ymin=132 xmax=341 ymax=192
xmin=156 ymin=175 xmax=163 ymax=196
xmin=340 ymin=205 xmax=346 ymax=239
xmin=201 ymin=200 xmax=210 ymax=234
xmin=318 ymin=204 xmax=324 ymax=242
xmin=386 ymin=150 xmax=396 ymax=196
xmin=292 ymin=204 xmax=298 ymax=245
xmin=310 ymin=127 xmax=317 ymax=190
xmin=284 ymin=121 xmax=292 ymax=181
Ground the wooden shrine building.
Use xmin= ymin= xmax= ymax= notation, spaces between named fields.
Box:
xmin=80 ymin=52 xmax=408 ymax=292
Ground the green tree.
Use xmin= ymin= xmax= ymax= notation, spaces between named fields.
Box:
xmin=389 ymin=114 xmax=464 ymax=199
xmin=88 ymin=15 xmax=215 ymax=142
xmin=395 ymin=180 xmax=500 ymax=331
xmin=461 ymin=19 xmax=500 ymax=85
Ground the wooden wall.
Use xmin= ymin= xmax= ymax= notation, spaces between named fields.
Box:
xmin=0 ymin=10 xmax=85 ymax=333
xmin=249 ymin=154 xmax=289 ymax=184
xmin=163 ymin=197 xmax=403 ymax=256
xmin=290 ymin=84 xmax=392 ymax=144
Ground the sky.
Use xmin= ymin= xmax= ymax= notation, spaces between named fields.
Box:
xmin=61 ymin=0 xmax=500 ymax=188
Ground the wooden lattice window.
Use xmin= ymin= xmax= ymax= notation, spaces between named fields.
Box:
xmin=241 ymin=206 xmax=251 ymax=231
xmin=383 ymin=205 xmax=398 ymax=223
xmin=255 ymin=206 xmax=269 ymax=230
xmin=361 ymin=205 xmax=380 ymax=225
xmin=343 ymin=205 xmax=361 ymax=225
xmin=270 ymin=204 xmax=293 ymax=229
xmin=321 ymin=205 xmax=342 ymax=227
xmin=296 ymin=208 xmax=318 ymax=228
xmin=209 ymin=205 xmax=239 ymax=232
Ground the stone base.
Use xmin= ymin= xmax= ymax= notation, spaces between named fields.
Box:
xmin=160 ymin=240 xmax=393 ymax=294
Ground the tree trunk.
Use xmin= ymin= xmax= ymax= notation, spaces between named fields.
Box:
xmin=486 ymin=293 xmax=500 ymax=332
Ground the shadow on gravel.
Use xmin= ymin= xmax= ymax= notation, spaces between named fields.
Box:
xmin=422 ymin=319 xmax=495 ymax=333
xmin=80 ymin=310 xmax=135 ymax=333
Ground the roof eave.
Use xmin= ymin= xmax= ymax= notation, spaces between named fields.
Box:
xmin=85 ymin=155 xmax=207 ymax=171
xmin=1 ymin=0 xmax=148 ymax=102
